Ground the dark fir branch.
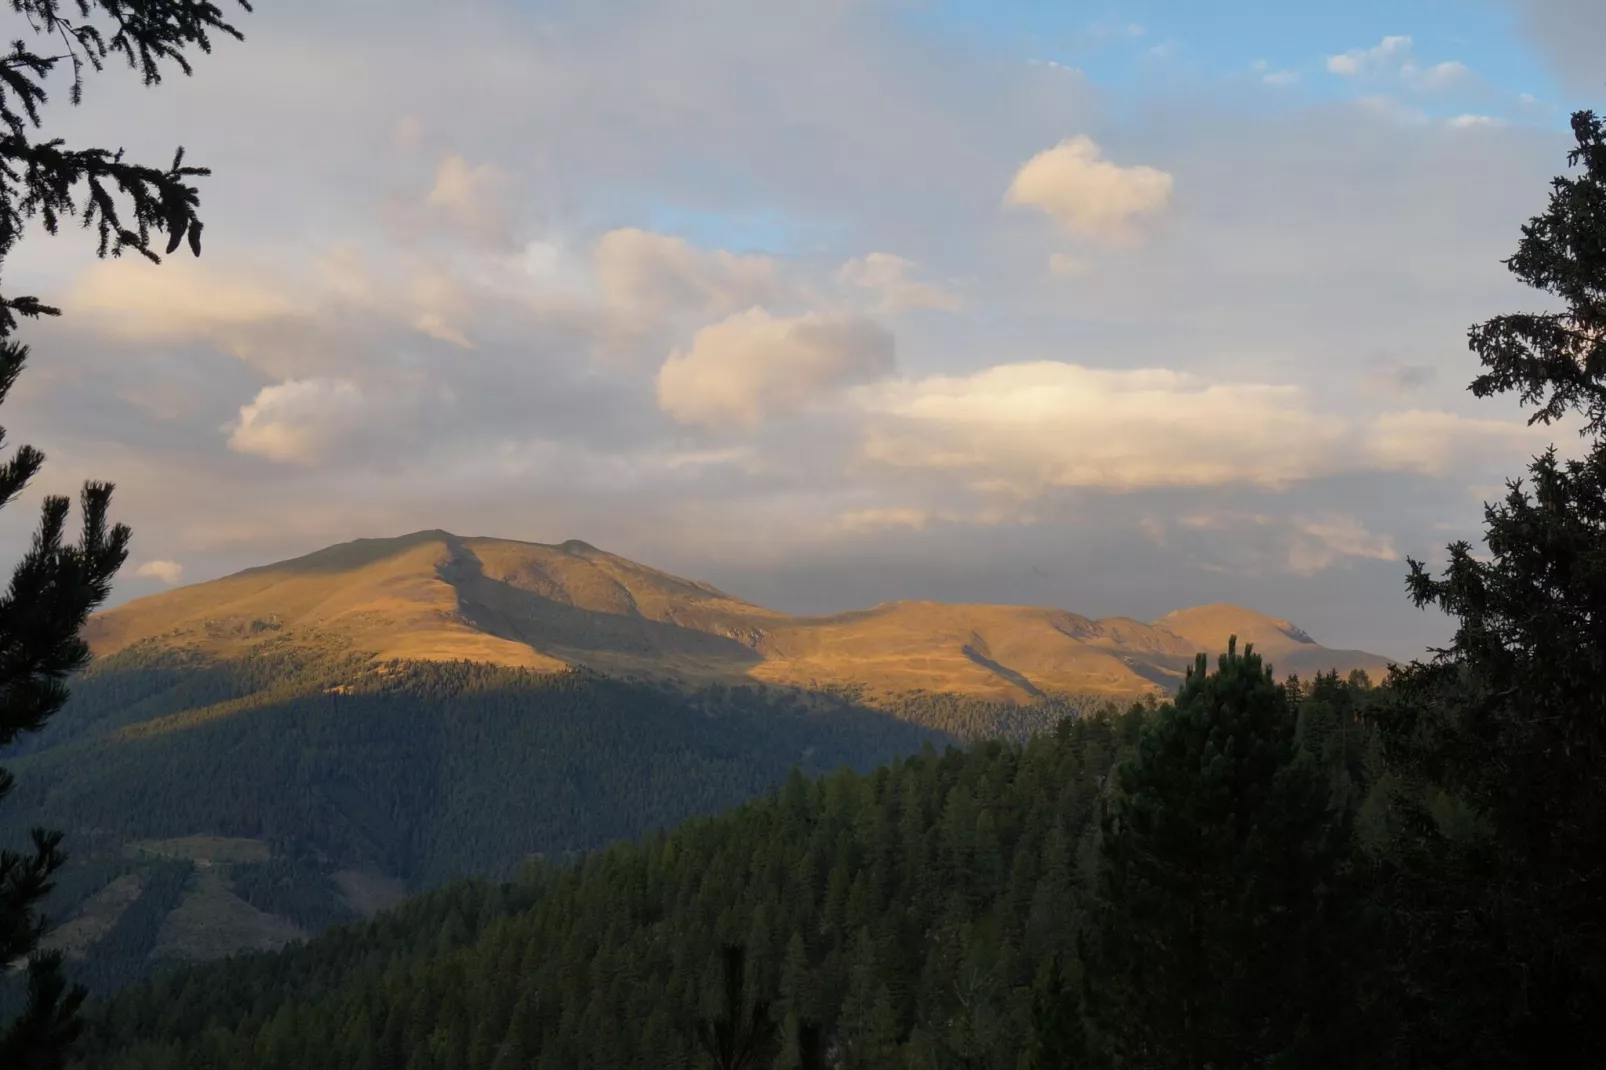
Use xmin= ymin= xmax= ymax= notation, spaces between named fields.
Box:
xmin=0 ymin=0 xmax=250 ymax=336
xmin=0 ymin=3 xmax=247 ymax=1067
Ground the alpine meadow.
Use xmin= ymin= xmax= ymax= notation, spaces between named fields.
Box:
xmin=1 ymin=2 xmax=1603 ymax=1069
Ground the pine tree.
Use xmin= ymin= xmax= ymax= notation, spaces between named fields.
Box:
xmin=0 ymin=5 xmax=248 ymax=1067
xmin=1381 ymin=107 xmax=1606 ymax=1065
xmin=693 ymin=945 xmax=778 ymax=1070
xmin=1085 ymin=639 xmax=1348 ymax=1069
xmin=794 ymin=1020 xmax=827 ymax=1070
xmin=1029 ymin=955 xmax=1085 ymax=1070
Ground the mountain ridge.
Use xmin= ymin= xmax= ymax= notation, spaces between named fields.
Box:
xmin=90 ymin=531 xmax=1394 ymax=703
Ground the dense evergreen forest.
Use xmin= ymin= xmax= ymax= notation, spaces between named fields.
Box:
xmin=68 ymin=667 xmax=1388 ymax=1069
xmin=3 ymin=650 xmax=945 ymax=888
xmin=2 ymin=651 xmax=1000 ymax=998
xmin=0 ymin=646 xmax=1095 ymax=1004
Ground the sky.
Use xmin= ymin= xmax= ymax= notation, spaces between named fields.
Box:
xmin=4 ymin=0 xmax=1604 ymax=659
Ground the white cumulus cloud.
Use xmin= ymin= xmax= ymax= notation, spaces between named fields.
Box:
xmin=227 ymin=378 xmax=372 ymax=464
xmin=657 ymin=308 xmax=895 ymax=429
xmin=1327 ymin=35 xmax=1413 ymax=76
xmin=70 ymin=258 xmax=298 ymax=341
xmin=134 ymin=560 xmax=185 ymax=586
xmin=1327 ymin=36 xmax=1470 ymax=91
xmin=1004 ymin=136 xmax=1174 ymax=243
xmin=855 ymin=362 xmax=1347 ymax=496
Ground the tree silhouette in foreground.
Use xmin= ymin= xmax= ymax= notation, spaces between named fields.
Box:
xmin=0 ymin=2 xmax=248 ymax=1067
xmin=1381 ymin=107 xmax=1606 ymax=1065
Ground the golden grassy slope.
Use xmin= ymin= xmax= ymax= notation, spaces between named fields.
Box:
xmin=87 ymin=531 xmax=1395 ymax=704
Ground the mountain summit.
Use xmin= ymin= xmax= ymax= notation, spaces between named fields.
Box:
xmin=90 ymin=531 xmax=1393 ymax=702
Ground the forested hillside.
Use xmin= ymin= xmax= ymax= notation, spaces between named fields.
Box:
xmin=69 ymin=666 xmax=1387 ymax=1070
xmin=0 ymin=649 xmax=979 ymax=1000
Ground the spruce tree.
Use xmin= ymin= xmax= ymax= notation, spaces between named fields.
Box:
xmin=693 ymin=945 xmax=778 ymax=1070
xmin=1381 ymin=108 xmax=1606 ymax=1064
xmin=1085 ymin=639 xmax=1348 ymax=1069
xmin=1029 ymin=954 xmax=1085 ymax=1069
xmin=0 ymin=3 xmax=248 ymax=1067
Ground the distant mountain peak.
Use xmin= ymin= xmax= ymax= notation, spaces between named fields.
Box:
xmin=89 ymin=533 xmax=1394 ymax=704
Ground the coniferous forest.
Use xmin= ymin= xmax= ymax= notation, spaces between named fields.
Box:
xmin=0 ymin=2 xmax=1603 ymax=1069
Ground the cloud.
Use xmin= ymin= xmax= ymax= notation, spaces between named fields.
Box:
xmin=1354 ymin=94 xmax=1429 ymax=125
xmin=134 ymin=559 xmax=185 ymax=586
xmin=1515 ymin=0 xmax=1606 ymax=95
xmin=425 ymin=153 xmax=517 ymax=248
xmin=1174 ymin=511 xmax=1398 ymax=576
xmin=6 ymin=0 xmax=1576 ymax=661
xmin=69 ymin=258 xmax=299 ymax=341
xmin=1046 ymin=252 xmax=1092 ymax=277
xmin=838 ymin=252 xmax=962 ymax=313
xmin=1361 ymin=360 xmax=1437 ymax=397
xmin=65 ymin=242 xmax=495 ymax=377
xmin=594 ymin=228 xmax=779 ymax=320
xmin=1084 ymin=18 xmax=1146 ymax=42
xmin=856 ymin=362 xmax=1347 ymax=496
xmin=1365 ymin=409 xmax=1551 ymax=475
xmin=834 ymin=507 xmax=930 ymax=533
xmin=1327 ymin=35 xmax=1414 ymax=76
xmin=1248 ymin=59 xmax=1296 ymax=85
xmin=1326 ymin=36 xmax=1470 ymax=91
xmin=1285 ymin=515 xmax=1399 ymax=575
xmin=656 ymin=308 xmax=895 ymax=429
xmin=394 ymin=115 xmax=423 ymax=152
xmin=1003 ymin=136 xmax=1174 ymax=243
xmin=406 ymin=266 xmax=477 ymax=348
xmin=227 ymin=378 xmax=375 ymax=464
xmin=1410 ymin=60 xmax=1471 ymax=89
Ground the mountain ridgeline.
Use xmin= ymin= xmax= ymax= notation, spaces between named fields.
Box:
xmin=86 ymin=529 xmax=1392 ymax=704
xmin=0 ymin=531 xmax=1391 ymax=1002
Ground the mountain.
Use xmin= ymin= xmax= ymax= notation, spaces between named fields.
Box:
xmin=0 ymin=530 xmax=1392 ymax=1001
xmin=88 ymin=530 xmax=1394 ymax=703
